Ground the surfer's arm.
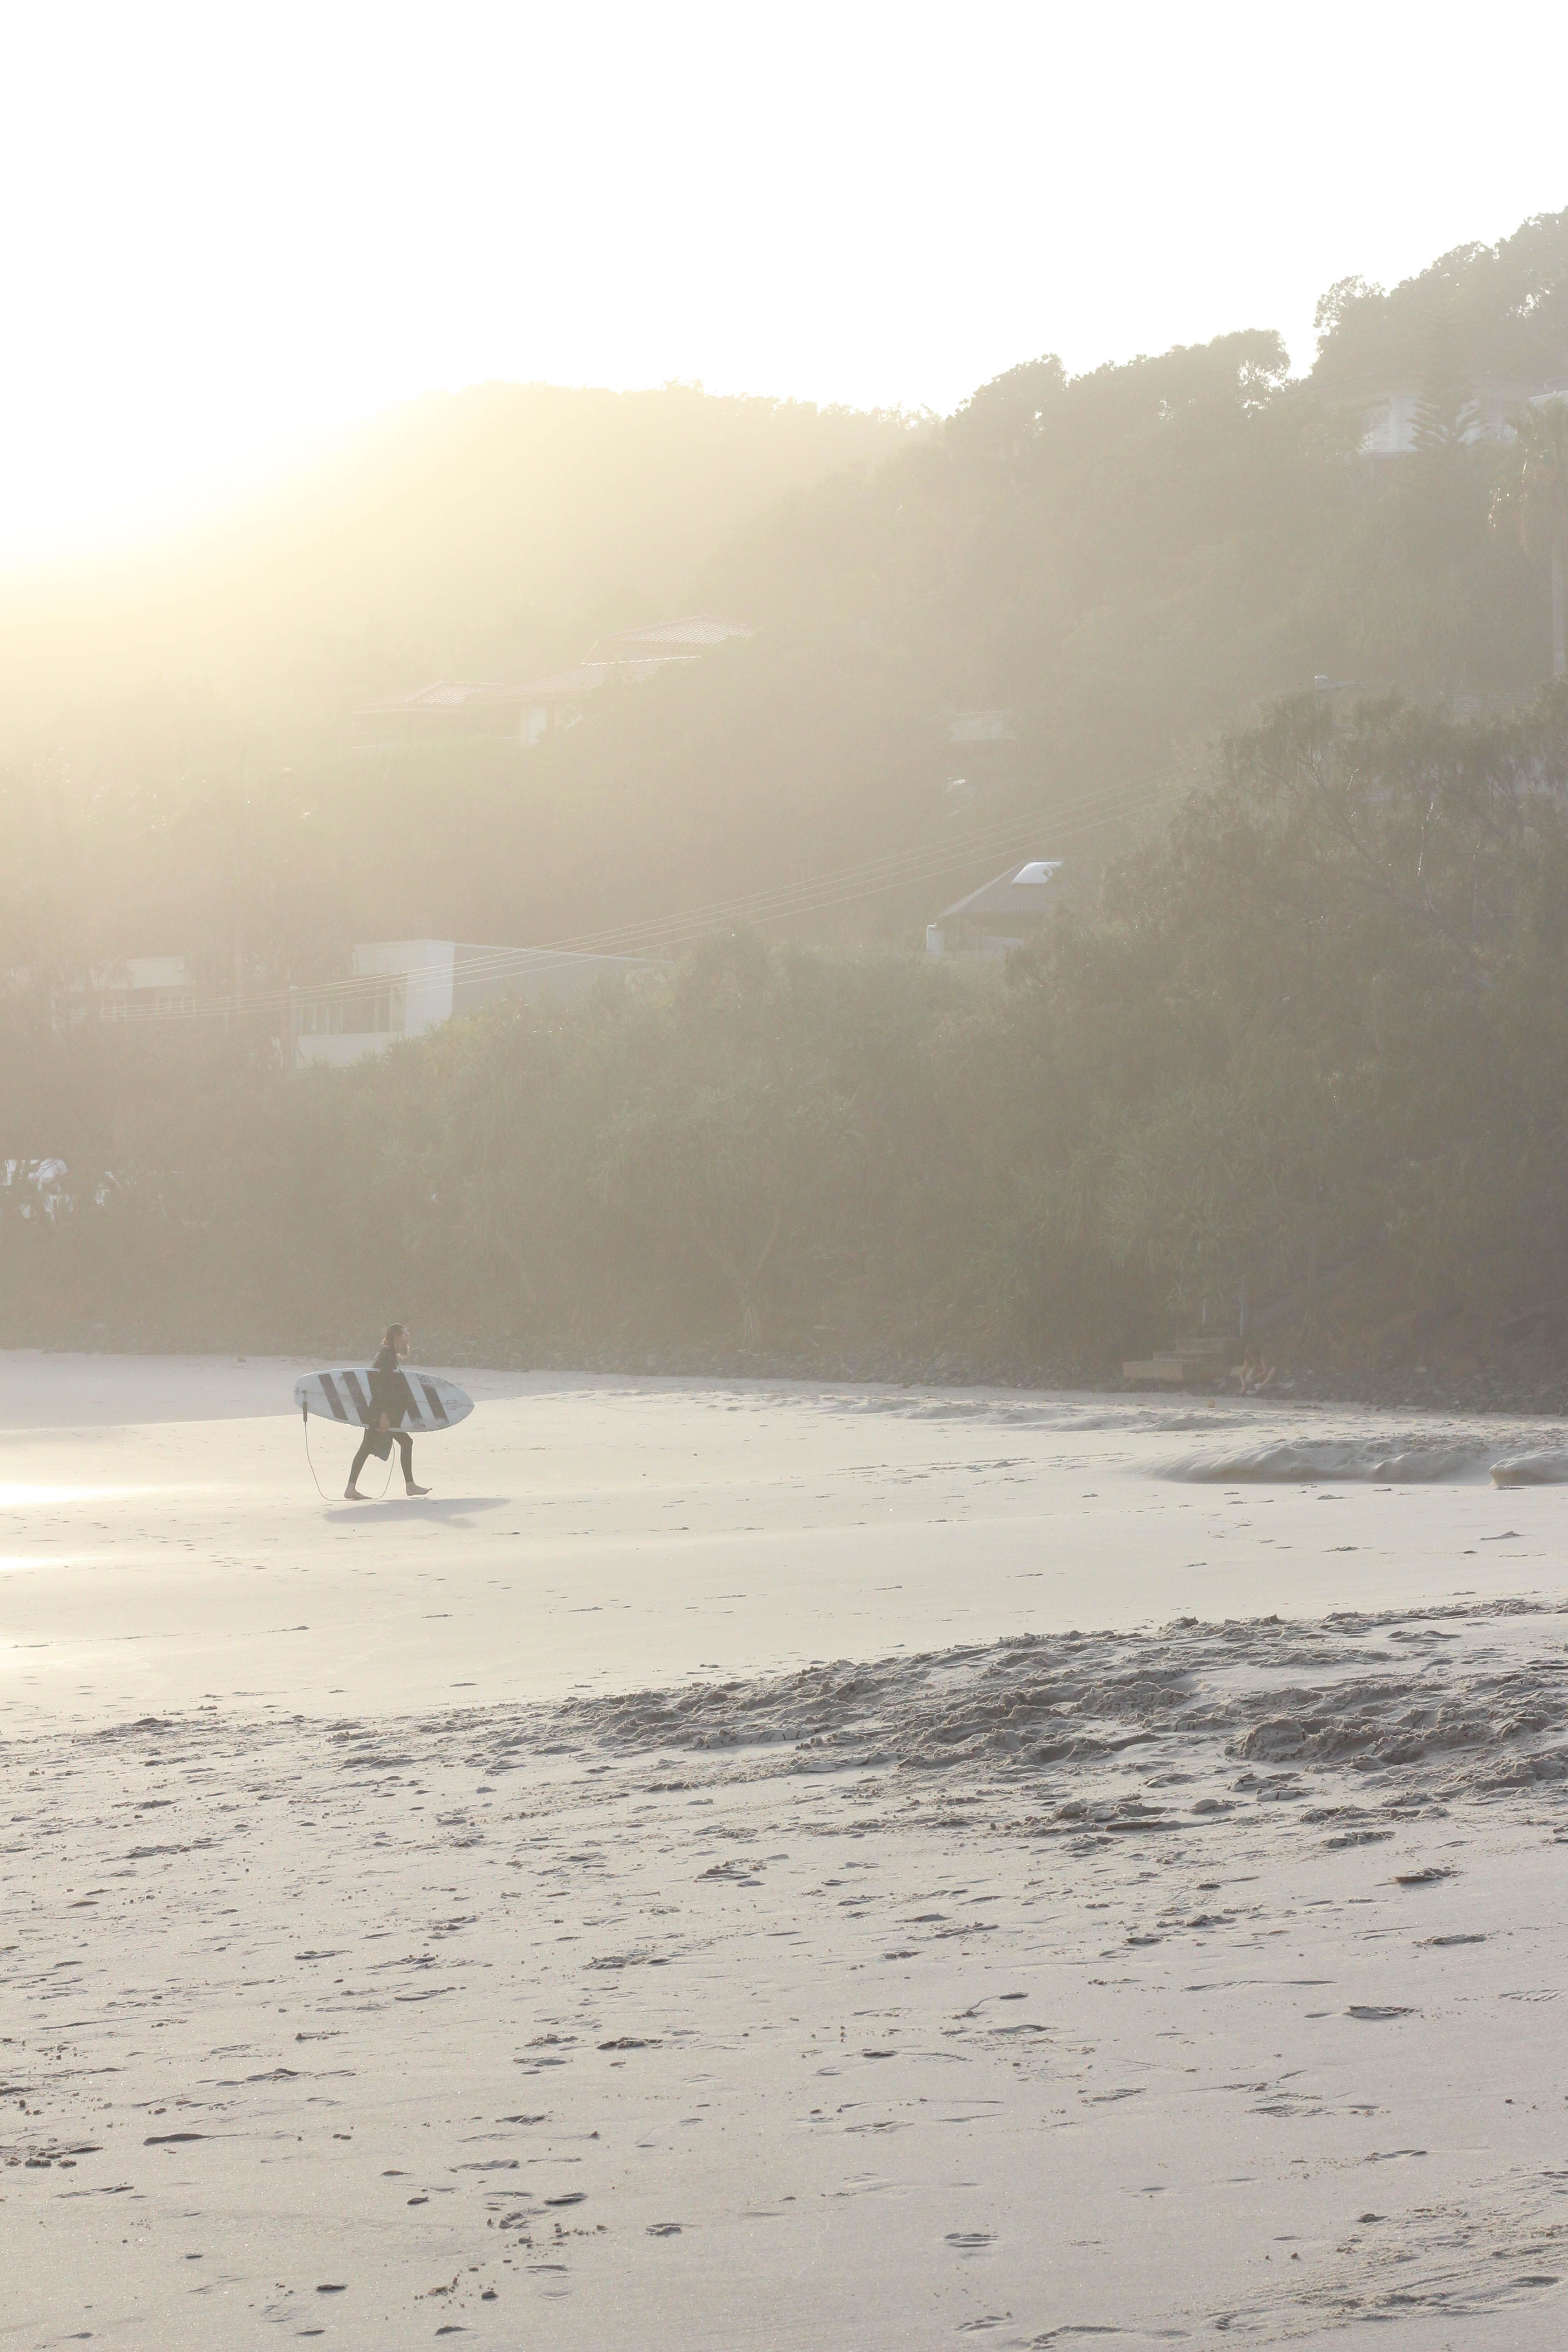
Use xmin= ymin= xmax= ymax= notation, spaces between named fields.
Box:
xmin=366 ymin=1359 xmax=397 ymax=1431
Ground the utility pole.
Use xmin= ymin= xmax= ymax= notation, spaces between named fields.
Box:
xmin=232 ymin=750 xmax=249 ymax=1022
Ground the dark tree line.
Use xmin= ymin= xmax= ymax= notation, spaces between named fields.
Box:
xmin=9 ymin=691 xmax=1568 ymax=1384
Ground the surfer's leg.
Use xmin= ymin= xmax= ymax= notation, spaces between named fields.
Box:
xmin=345 ymin=1432 xmax=375 ymax=1499
xmin=399 ymin=1433 xmax=429 ymax=1496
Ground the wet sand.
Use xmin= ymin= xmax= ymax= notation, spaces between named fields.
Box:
xmin=3 ymin=1354 xmax=1566 ymax=1730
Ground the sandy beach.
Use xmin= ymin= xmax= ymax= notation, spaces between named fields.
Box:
xmin=5 ymin=1354 xmax=1568 ymax=2347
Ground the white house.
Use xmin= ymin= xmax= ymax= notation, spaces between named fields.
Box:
xmin=289 ymin=940 xmax=653 ymax=1070
xmin=926 ymin=860 xmax=1066 ymax=959
xmin=1348 ymin=376 xmax=1568 ymax=458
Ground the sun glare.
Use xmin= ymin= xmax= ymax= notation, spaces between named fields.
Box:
xmin=2 ymin=2 xmax=1566 ymax=560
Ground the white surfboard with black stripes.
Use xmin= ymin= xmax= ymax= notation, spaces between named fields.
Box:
xmin=294 ymin=1367 xmax=474 ymax=1433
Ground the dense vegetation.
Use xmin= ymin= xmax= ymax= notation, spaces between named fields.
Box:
xmin=1313 ymin=211 xmax=1568 ymax=404
xmin=10 ymin=690 xmax=1568 ymax=1385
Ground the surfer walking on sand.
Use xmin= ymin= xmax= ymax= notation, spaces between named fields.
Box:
xmin=345 ymin=1323 xmax=431 ymax=1500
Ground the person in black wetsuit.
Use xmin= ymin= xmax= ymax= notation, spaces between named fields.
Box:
xmin=345 ymin=1323 xmax=432 ymax=1499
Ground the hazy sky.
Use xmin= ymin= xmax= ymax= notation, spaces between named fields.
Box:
xmin=5 ymin=0 xmax=1566 ymax=559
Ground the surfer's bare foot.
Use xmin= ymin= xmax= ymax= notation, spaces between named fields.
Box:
xmin=406 ymin=1482 xmax=431 ymax=1497
xmin=344 ymin=1485 xmax=366 ymax=1500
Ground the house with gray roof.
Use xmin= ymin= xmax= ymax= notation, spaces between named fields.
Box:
xmin=926 ymin=860 xmax=1065 ymax=959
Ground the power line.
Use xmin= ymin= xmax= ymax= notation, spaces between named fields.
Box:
xmin=62 ymin=768 xmax=1181 ymax=1028
xmin=72 ymin=772 xmax=1175 ymax=1027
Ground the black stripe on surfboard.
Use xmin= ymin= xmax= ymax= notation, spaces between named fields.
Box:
xmin=342 ymin=1370 xmax=371 ymax=1423
xmin=318 ymin=1372 xmax=350 ymax=1423
xmin=420 ymin=1377 xmax=449 ymax=1426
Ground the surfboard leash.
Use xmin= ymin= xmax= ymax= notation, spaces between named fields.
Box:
xmin=302 ymin=1401 xmax=395 ymax=1500
xmin=303 ymin=1401 xmax=332 ymax=1501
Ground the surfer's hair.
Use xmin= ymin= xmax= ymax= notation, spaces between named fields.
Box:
xmin=384 ymin=1323 xmax=407 ymax=1346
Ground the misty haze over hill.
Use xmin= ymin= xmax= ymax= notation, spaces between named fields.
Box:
xmin=0 ymin=211 xmax=1563 ymax=983
xmin=8 ymin=207 xmax=1568 ymax=1387
xmin=0 ymin=385 xmax=919 ymax=727
xmin=7 ymin=206 xmax=1568 ymax=764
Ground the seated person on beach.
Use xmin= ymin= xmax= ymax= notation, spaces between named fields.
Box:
xmin=345 ymin=1323 xmax=431 ymax=1499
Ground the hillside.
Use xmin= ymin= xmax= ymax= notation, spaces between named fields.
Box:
xmin=469 ymin=211 xmax=1568 ymax=950
xmin=288 ymin=217 xmax=1568 ymax=958
xmin=0 ymin=382 xmax=918 ymax=729
xmin=4 ymin=210 xmax=1568 ymax=980
xmin=1312 ymin=208 xmax=1568 ymax=398
xmin=10 ymin=213 xmax=1568 ymax=1382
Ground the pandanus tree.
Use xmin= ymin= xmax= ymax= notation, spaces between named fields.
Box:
xmin=1492 ymin=398 xmax=1568 ymax=681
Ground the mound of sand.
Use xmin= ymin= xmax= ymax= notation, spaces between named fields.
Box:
xmin=10 ymin=1605 xmax=1568 ymax=2346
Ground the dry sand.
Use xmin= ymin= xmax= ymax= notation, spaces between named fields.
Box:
xmin=4 ymin=1354 xmax=1568 ymax=2347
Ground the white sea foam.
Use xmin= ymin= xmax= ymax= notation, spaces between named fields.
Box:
xmin=1166 ymin=1437 xmax=1498 ymax=1483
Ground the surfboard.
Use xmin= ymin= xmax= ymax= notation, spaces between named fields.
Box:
xmin=294 ymin=1367 xmax=474 ymax=1434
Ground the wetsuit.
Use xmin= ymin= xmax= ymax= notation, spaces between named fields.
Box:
xmin=348 ymin=1344 xmax=414 ymax=1488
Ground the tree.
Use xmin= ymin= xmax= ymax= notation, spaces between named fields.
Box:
xmin=1492 ymin=400 xmax=1568 ymax=680
xmin=587 ymin=938 xmax=867 ymax=1345
xmin=1411 ymin=302 xmax=1475 ymax=457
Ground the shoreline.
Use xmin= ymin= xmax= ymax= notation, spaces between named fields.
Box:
xmin=5 ymin=1323 xmax=1568 ymax=1426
